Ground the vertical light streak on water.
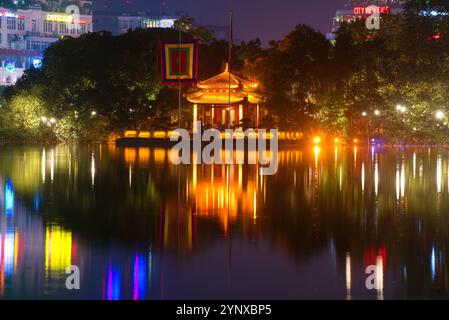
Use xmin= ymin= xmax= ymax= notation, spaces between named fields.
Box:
xmin=447 ymin=164 xmax=449 ymax=193
xmin=50 ymin=148 xmax=54 ymax=183
xmin=376 ymin=254 xmax=384 ymax=300
xmin=148 ymin=248 xmax=152 ymax=290
xmin=396 ymin=164 xmax=400 ymax=200
xmin=238 ymin=164 xmax=242 ymax=189
xmin=293 ymin=170 xmax=296 ymax=189
xmin=339 ymin=164 xmax=342 ymax=191
xmin=1 ymin=230 xmax=15 ymax=276
xmin=437 ymin=155 xmax=442 ymax=193
xmin=314 ymin=146 xmax=320 ymax=168
xmin=68 ymin=152 xmax=72 ymax=180
xmin=253 ymin=190 xmax=257 ymax=223
xmin=431 ymin=245 xmax=436 ymax=281
xmin=361 ymin=162 xmax=365 ymax=193
xmin=5 ymin=180 xmax=14 ymax=217
xmin=401 ymin=161 xmax=405 ymax=198
xmin=413 ymin=153 xmax=416 ymax=178
xmin=375 ymin=156 xmax=379 ymax=196
xmin=128 ymin=165 xmax=132 ymax=188
xmin=133 ymin=254 xmax=147 ymax=300
xmin=106 ymin=265 xmax=121 ymax=300
xmin=42 ymin=148 xmax=46 ymax=183
xmin=345 ymin=252 xmax=351 ymax=300
xmin=91 ymin=153 xmax=95 ymax=188
xmin=334 ymin=146 xmax=338 ymax=164
xmin=314 ymin=146 xmax=320 ymax=191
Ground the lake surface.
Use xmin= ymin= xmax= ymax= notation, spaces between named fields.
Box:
xmin=0 ymin=144 xmax=448 ymax=299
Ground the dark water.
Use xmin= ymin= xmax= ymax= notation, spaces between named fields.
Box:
xmin=0 ymin=144 xmax=448 ymax=299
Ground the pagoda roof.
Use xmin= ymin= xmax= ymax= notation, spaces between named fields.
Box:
xmin=197 ymin=63 xmax=258 ymax=90
xmin=187 ymin=64 xmax=261 ymax=105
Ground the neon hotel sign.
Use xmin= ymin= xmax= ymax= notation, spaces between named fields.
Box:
xmin=353 ymin=6 xmax=390 ymax=15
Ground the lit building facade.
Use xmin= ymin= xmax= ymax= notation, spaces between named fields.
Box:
xmin=0 ymin=1 xmax=92 ymax=86
xmin=327 ymin=0 xmax=405 ymax=41
xmin=93 ymin=11 xmax=178 ymax=36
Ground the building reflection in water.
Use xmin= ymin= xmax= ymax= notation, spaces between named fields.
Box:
xmin=0 ymin=145 xmax=448 ymax=298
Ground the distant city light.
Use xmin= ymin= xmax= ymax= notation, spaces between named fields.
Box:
xmin=362 ymin=111 xmax=367 ymax=116
xmin=420 ymin=10 xmax=449 ymax=17
xmin=374 ymin=110 xmax=380 ymax=116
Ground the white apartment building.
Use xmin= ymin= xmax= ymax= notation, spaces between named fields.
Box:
xmin=0 ymin=4 xmax=92 ymax=85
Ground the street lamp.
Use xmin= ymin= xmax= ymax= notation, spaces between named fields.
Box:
xmin=362 ymin=111 xmax=367 ymax=117
xmin=374 ymin=110 xmax=380 ymax=116
xmin=91 ymin=111 xmax=97 ymax=116
xmin=436 ymin=110 xmax=445 ymax=120
xmin=396 ymin=104 xmax=407 ymax=113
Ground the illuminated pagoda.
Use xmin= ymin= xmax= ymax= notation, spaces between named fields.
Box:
xmin=186 ymin=63 xmax=262 ymax=129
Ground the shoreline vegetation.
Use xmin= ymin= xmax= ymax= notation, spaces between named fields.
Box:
xmin=1 ymin=1 xmax=449 ymax=144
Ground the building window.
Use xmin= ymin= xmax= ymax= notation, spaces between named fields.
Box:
xmin=7 ymin=17 xmax=16 ymax=30
xmin=59 ymin=22 xmax=67 ymax=34
xmin=81 ymin=24 xmax=86 ymax=34
xmin=43 ymin=20 xmax=52 ymax=33
xmin=32 ymin=19 xmax=37 ymax=32
xmin=17 ymin=18 xmax=25 ymax=30
xmin=0 ymin=17 xmax=2 ymax=29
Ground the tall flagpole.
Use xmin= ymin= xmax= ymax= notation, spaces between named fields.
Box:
xmin=227 ymin=11 xmax=233 ymax=129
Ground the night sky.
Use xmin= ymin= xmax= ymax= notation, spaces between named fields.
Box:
xmin=95 ymin=0 xmax=348 ymax=44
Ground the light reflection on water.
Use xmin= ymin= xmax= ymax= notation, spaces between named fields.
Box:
xmin=0 ymin=145 xmax=448 ymax=299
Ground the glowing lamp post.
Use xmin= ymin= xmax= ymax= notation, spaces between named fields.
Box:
xmin=435 ymin=110 xmax=445 ymax=120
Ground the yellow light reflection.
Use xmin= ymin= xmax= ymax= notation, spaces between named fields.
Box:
xmin=361 ymin=162 xmax=365 ymax=193
xmin=50 ymin=148 xmax=55 ymax=182
xmin=413 ymin=153 xmax=416 ymax=178
xmin=313 ymin=146 xmax=320 ymax=166
xmin=346 ymin=253 xmax=351 ymax=300
xmin=153 ymin=148 xmax=166 ymax=163
xmin=401 ymin=162 xmax=405 ymax=198
xmin=376 ymin=255 xmax=384 ymax=300
xmin=437 ymin=155 xmax=442 ymax=193
xmin=138 ymin=148 xmax=150 ymax=163
xmin=124 ymin=148 xmax=137 ymax=164
xmin=45 ymin=226 xmax=72 ymax=272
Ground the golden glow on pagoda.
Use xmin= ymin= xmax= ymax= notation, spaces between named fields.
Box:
xmin=187 ymin=64 xmax=261 ymax=105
